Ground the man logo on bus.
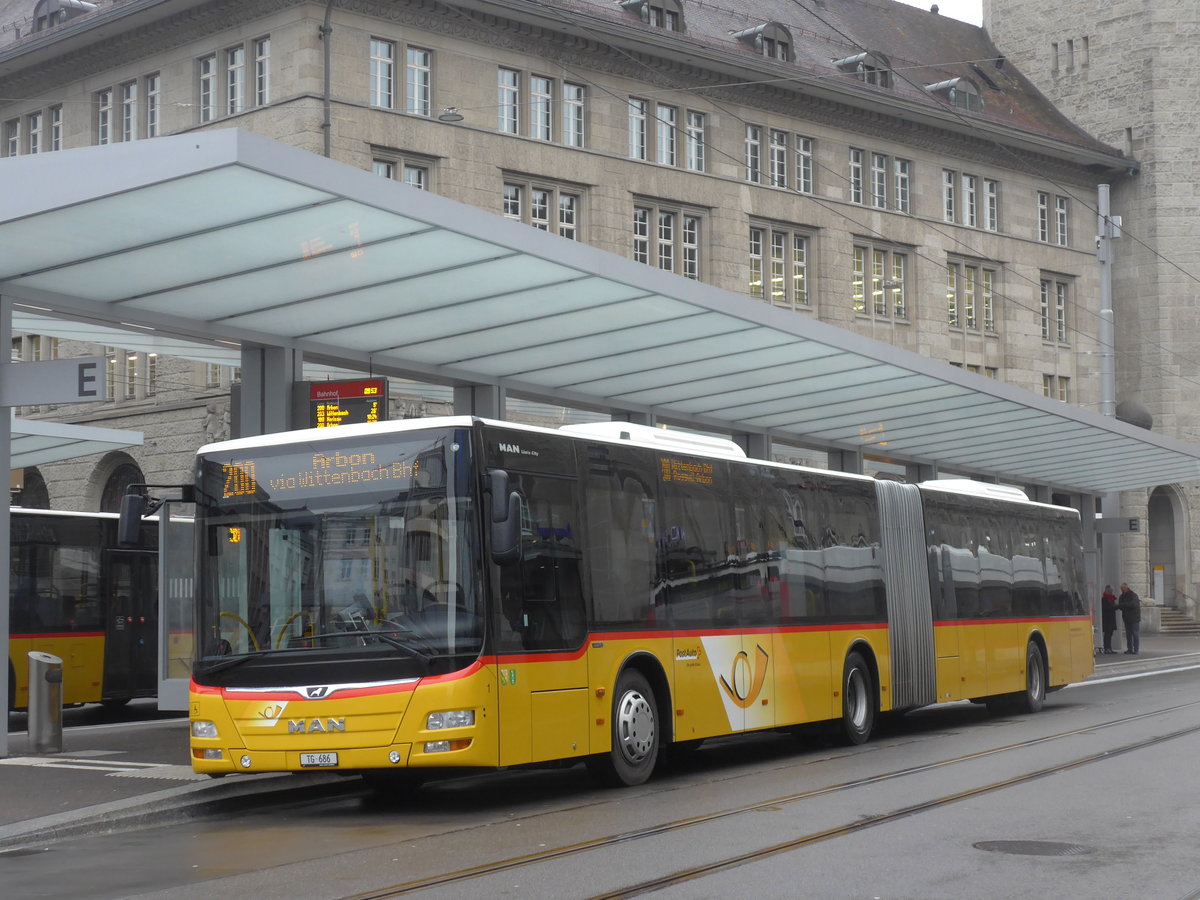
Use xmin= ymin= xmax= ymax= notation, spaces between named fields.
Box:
xmin=718 ymin=645 xmax=769 ymax=709
xmin=306 ymin=686 xmax=330 ymax=699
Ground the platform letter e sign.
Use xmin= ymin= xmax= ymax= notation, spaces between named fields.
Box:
xmin=78 ymin=361 xmax=99 ymax=398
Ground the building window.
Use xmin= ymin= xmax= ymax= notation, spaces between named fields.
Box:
xmin=563 ymin=83 xmax=585 ymax=147
xmin=1037 ymin=192 xmax=1068 ymax=244
xmin=769 ymin=131 xmax=788 ymax=189
xmin=983 ymin=179 xmax=999 ymax=231
xmin=634 ymin=202 xmax=701 ymax=278
xmin=1043 ymin=374 xmax=1069 ymax=401
xmin=372 ymin=150 xmax=433 ymax=190
xmin=1040 ymin=277 xmax=1070 ymax=342
xmin=685 ymin=111 xmax=705 ymax=172
xmin=835 ymin=52 xmax=892 ymax=88
xmin=849 ymin=149 xmax=864 ymax=204
xmin=4 ymin=119 xmax=18 ymax=157
xmin=206 ymin=364 xmax=222 ymax=388
xmin=633 ymin=0 xmax=682 ymax=31
xmin=370 ymin=39 xmax=395 ymax=109
xmin=95 ymin=88 xmax=113 ymax=144
xmin=198 ymin=55 xmax=217 ymax=122
xmin=853 ymin=244 xmax=907 ymax=319
xmin=942 ymin=169 xmax=956 ymax=222
xmin=656 ymin=104 xmax=677 ymax=165
xmin=628 ymin=98 xmax=648 ymax=160
xmin=26 ymin=111 xmax=42 ymax=154
xmin=962 ymin=174 xmax=977 ymax=228
xmin=49 ymin=106 xmax=62 ymax=150
xmin=504 ymin=179 xmax=582 ymax=240
xmin=926 ymin=77 xmax=983 ymax=111
xmin=530 ymin=75 xmax=553 ymax=141
xmin=746 ymin=125 xmax=762 ymax=183
xmin=254 ymin=38 xmax=271 ymax=106
xmin=226 ymin=46 xmax=245 ymax=115
xmin=947 ymin=262 xmax=994 ymax=331
xmin=749 ymin=225 xmax=809 ymax=310
xmin=120 ymin=81 xmax=137 ymax=141
xmin=894 ymin=158 xmax=910 ymax=213
xmin=797 ymin=137 xmax=814 ymax=194
xmin=498 ymin=68 xmax=520 ymax=134
xmin=146 ymin=75 xmax=161 ymax=137
xmin=870 ymin=153 xmax=887 ymax=208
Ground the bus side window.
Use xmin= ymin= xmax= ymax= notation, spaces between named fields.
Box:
xmin=497 ymin=473 xmax=586 ymax=652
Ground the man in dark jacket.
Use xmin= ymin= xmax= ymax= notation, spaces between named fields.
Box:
xmin=1101 ymin=585 xmax=1118 ymax=653
xmin=1118 ymin=583 xmax=1141 ymax=655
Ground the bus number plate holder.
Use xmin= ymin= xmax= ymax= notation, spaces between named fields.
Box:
xmin=300 ymin=752 xmax=339 ymax=768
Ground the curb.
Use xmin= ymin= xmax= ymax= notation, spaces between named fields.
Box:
xmin=0 ymin=770 xmax=357 ymax=851
xmin=1088 ymin=651 xmax=1200 ymax=680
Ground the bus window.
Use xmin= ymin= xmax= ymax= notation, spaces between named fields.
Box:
xmin=581 ymin=443 xmax=657 ymax=627
xmin=497 ymin=473 xmax=586 ymax=652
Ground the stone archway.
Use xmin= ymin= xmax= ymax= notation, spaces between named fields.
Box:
xmin=11 ymin=467 xmax=50 ymax=508
xmin=1148 ymin=485 xmax=1189 ymax=608
xmin=91 ymin=453 xmax=146 ymax=513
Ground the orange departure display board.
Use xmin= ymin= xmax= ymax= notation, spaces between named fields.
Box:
xmin=308 ymin=378 xmax=388 ymax=428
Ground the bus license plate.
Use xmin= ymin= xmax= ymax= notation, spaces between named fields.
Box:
xmin=300 ymin=752 xmax=338 ymax=768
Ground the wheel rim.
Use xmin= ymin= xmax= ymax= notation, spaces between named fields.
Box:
xmin=846 ymin=668 xmax=868 ymax=730
xmin=615 ymin=689 xmax=655 ymax=765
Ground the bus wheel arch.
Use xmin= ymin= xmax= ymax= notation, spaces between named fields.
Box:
xmin=587 ymin=654 xmax=668 ymax=787
xmin=838 ymin=645 xmax=878 ymax=746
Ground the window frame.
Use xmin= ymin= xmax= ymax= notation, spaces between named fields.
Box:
xmin=853 ymin=243 xmax=908 ymax=320
xmin=633 ymin=200 xmax=702 ymax=279
xmin=749 ymin=223 xmax=811 ymax=310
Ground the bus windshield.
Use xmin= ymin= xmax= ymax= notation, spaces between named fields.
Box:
xmin=193 ymin=427 xmax=482 ymax=680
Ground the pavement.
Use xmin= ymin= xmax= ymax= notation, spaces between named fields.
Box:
xmin=3 ymin=632 xmax=1199 ymax=851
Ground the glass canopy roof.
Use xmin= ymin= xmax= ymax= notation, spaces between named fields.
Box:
xmin=1 ymin=129 xmax=1198 ymax=494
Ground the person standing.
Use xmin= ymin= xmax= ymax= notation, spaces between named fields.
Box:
xmin=1101 ymin=585 xmax=1118 ymax=654
xmin=1118 ymin=582 xmax=1141 ymax=655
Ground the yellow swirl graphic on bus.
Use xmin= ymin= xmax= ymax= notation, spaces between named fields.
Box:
xmin=718 ymin=645 xmax=769 ymax=709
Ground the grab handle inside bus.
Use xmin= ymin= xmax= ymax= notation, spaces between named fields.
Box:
xmin=488 ymin=470 xmax=521 ymax=565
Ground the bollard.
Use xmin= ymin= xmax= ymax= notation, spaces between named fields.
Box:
xmin=27 ymin=651 xmax=64 ymax=755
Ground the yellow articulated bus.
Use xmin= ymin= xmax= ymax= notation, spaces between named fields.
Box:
xmin=164 ymin=417 xmax=1092 ymax=790
xmin=8 ymin=509 xmax=161 ymax=711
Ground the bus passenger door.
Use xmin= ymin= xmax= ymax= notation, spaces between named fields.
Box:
xmin=494 ymin=473 xmax=590 ymax=766
xmin=103 ymin=550 xmax=158 ymax=700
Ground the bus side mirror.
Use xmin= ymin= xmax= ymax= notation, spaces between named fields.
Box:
xmin=488 ymin=470 xmax=521 ymax=566
xmin=117 ymin=493 xmax=147 ymax=546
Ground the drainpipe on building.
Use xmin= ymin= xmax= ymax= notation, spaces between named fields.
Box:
xmin=321 ymin=0 xmax=334 ymax=158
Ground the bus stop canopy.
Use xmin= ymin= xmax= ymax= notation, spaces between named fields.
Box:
xmin=1 ymin=129 xmax=1198 ymax=495
xmin=10 ymin=416 xmax=142 ymax=469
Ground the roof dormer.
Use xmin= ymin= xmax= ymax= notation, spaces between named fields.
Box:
xmin=32 ymin=0 xmax=98 ymax=33
xmin=925 ymin=77 xmax=983 ymax=112
xmin=732 ymin=23 xmax=794 ymax=62
xmin=833 ymin=52 xmax=893 ymax=89
xmin=620 ymin=0 xmax=685 ymax=33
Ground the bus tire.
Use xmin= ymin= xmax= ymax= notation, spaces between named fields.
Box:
xmin=838 ymin=651 xmax=876 ymax=745
xmin=588 ymin=668 xmax=658 ymax=787
xmin=1018 ymin=642 xmax=1046 ymax=714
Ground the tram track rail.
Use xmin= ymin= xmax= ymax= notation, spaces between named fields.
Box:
xmin=340 ymin=699 xmax=1200 ymax=899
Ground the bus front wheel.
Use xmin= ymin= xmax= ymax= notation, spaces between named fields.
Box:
xmin=838 ymin=651 xmax=876 ymax=745
xmin=588 ymin=669 xmax=658 ymax=787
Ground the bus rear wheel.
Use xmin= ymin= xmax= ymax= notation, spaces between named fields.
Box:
xmin=1018 ymin=642 xmax=1046 ymax=714
xmin=838 ymin=651 xmax=876 ymax=745
xmin=588 ymin=669 xmax=658 ymax=787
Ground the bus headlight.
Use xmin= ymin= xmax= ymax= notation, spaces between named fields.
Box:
xmin=427 ymin=710 xmax=474 ymax=730
xmin=192 ymin=720 xmax=219 ymax=739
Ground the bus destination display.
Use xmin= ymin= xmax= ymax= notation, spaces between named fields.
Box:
xmin=216 ymin=445 xmax=422 ymax=504
xmin=309 ymin=378 xmax=388 ymax=428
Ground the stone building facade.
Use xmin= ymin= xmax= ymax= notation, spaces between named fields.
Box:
xmin=987 ymin=0 xmax=1200 ymax=606
xmin=1 ymin=1 xmax=1128 ymax=517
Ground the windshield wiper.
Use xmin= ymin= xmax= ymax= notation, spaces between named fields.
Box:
xmin=305 ymin=629 xmax=434 ymax=670
xmin=199 ymin=651 xmax=268 ymax=675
